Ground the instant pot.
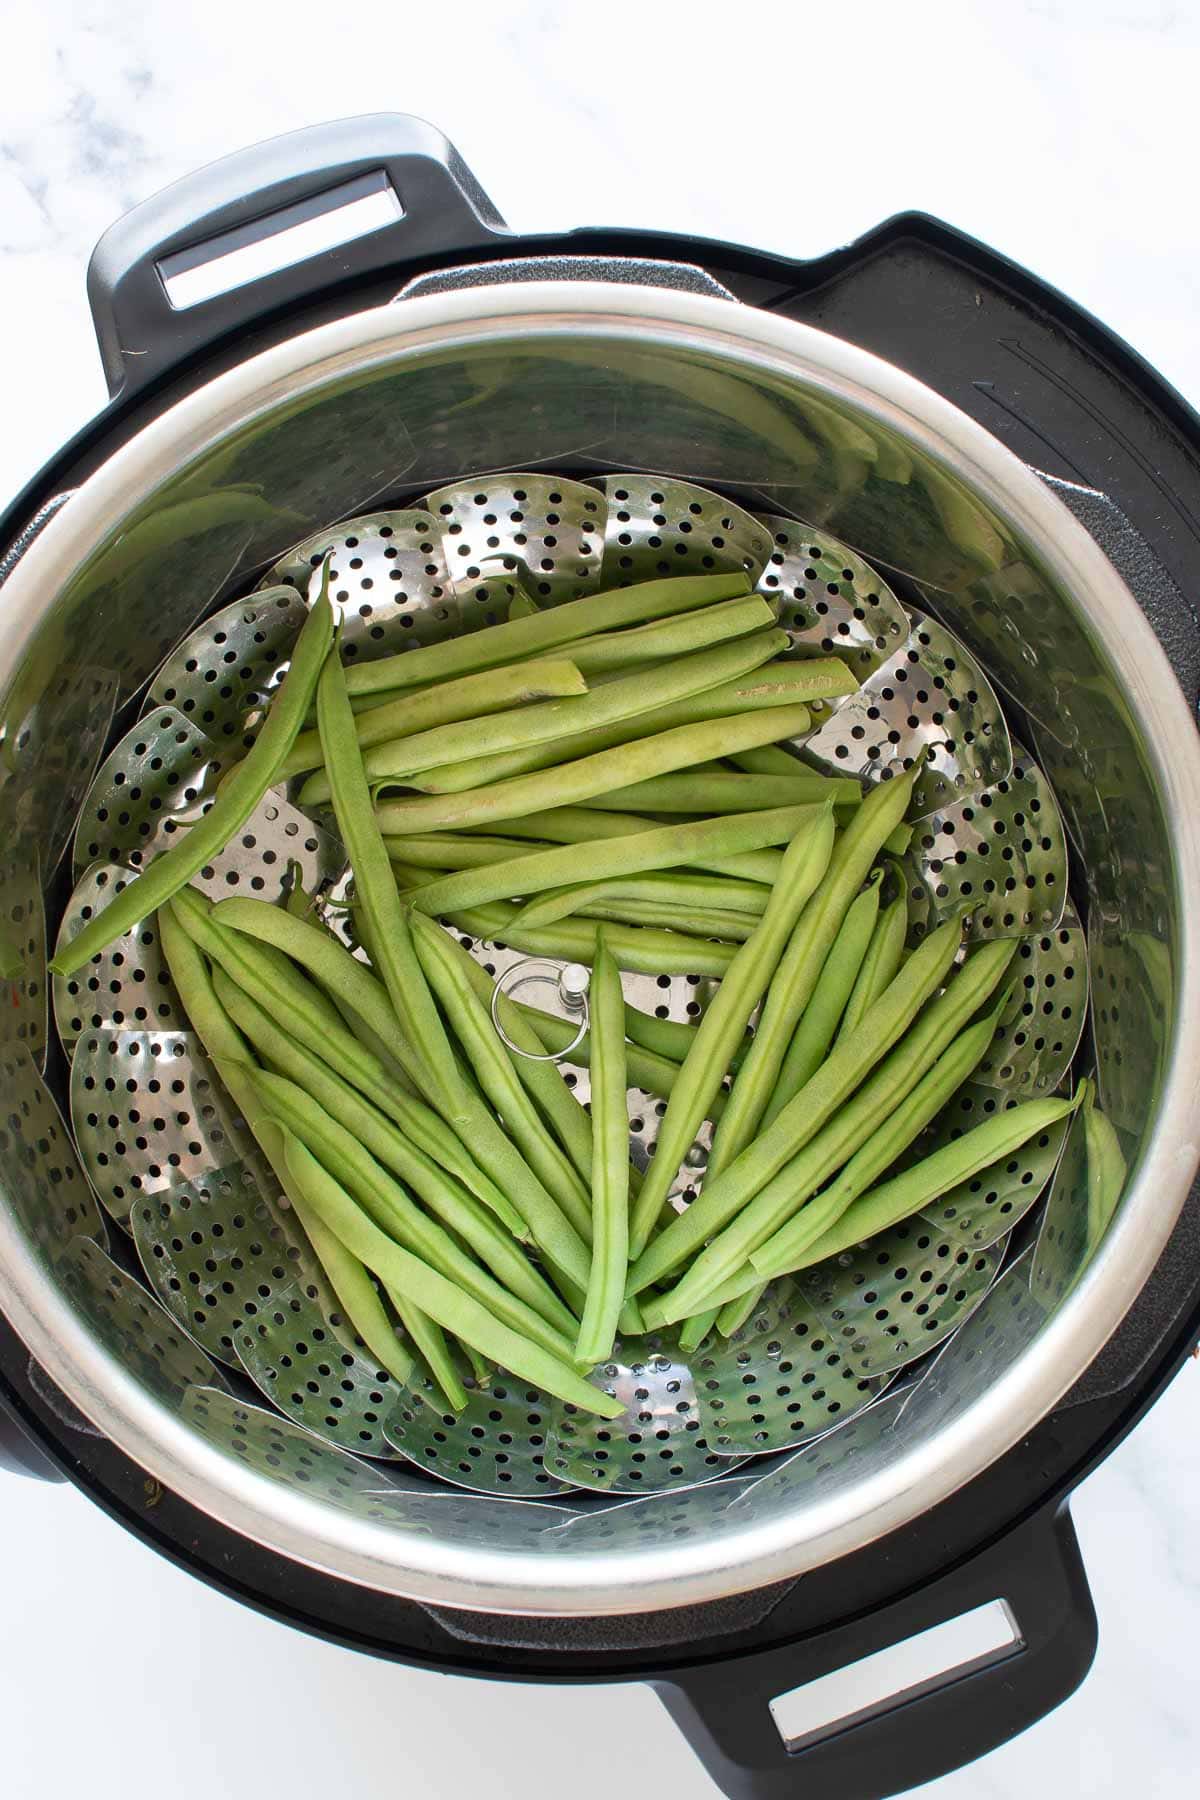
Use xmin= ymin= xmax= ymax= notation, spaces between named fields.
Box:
xmin=1 ymin=114 xmax=1198 ymax=1800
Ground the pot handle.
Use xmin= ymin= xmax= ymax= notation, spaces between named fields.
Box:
xmin=86 ymin=113 xmax=508 ymax=401
xmin=653 ymin=1500 xmax=1096 ymax=1800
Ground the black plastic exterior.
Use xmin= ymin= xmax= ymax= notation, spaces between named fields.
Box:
xmin=86 ymin=112 xmax=507 ymax=398
xmin=655 ymin=1503 xmax=1095 ymax=1800
xmin=1 ymin=115 xmax=1199 ymax=1800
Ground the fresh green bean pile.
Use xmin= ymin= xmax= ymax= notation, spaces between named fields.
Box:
xmin=53 ymin=561 xmax=1103 ymax=1420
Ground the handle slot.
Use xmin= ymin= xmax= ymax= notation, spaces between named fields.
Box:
xmin=769 ymin=1599 xmax=1022 ymax=1754
xmin=158 ymin=170 xmax=404 ymax=310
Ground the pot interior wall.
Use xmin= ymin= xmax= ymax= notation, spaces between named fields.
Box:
xmin=0 ymin=321 xmax=1177 ymax=1579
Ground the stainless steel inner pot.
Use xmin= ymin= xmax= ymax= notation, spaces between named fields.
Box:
xmin=1 ymin=281 xmax=1198 ymax=1617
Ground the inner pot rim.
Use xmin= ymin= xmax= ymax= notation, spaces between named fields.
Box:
xmin=1 ymin=280 xmax=1198 ymax=1618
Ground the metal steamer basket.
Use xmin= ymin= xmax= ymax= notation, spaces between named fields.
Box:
xmin=2 ymin=114 xmax=1200 ymax=1800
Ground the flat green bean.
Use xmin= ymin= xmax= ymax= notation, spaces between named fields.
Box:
xmin=705 ymin=761 xmax=922 ymax=1177
xmin=678 ymin=1308 xmax=720 ymax=1353
xmin=430 ymin=922 xmax=596 ymax=1198
xmin=285 ymin=1179 xmax=418 ymax=1388
xmin=1083 ymin=1084 xmax=1127 ymax=1252
xmin=409 ymin=803 xmax=822 ymax=917
xmin=575 ymin=931 xmax=629 ymax=1368
xmin=278 ymin=1131 xmax=625 ymax=1418
xmin=623 ymin=1004 xmax=750 ymax=1074
xmin=380 ymin=1286 xmax=466 ymax=1412
xmin=627 ymin=805 xmax=836 ymax=1259
xmin=425 ymin=657 xmax=852 ymax=794
xmin=317 ymin=641 xmax=463 ymax=1110
xmin=391 ymin=875 xmax=739 ymax=979
xmin=210 ymin=897 xmax=583 ymax=1260
xmin=408 ymin=674 xmax=807 ymax=797
xmin=579 ymin=771 xmax=862 ymax=814
xmin=311 ymin=622 xmax=786 ymax=803
xmin=384 ymin=833 xmax=553 ymax=870
xmin=344 ymin=571 xmax=752 ymax=695
xmin=157 ymin=908 xmax=423 ymax=1390
xmin=514 ymin=871 xmax=770 ymax=931
xmin=569 ymin=900 xmax=756 ymax=941
xmin=627 ymin=913 xmax=975 ymax=1295
xmin=756 ymin=1089 xmax=1082 ymax=1275
xmin=834 ymin=876 xmax=907 ymax=1045
xmin=373 ymin=703 xmax=816 ymax=836
xmin=171 ymin=888 xmax=524 ymax=1236
xmin=728 ymin=745 xmax=807 ymax=777
xmin=408 ymin=910 xmax=594 ymax=1244
xmin=515 ymin=1002 xmax=709 ymax=1111
xmin=714 ymin=1290 xmax=760 ymax=1339
xmin=52 ymin=584 xmax=334 ymax=976
xmin=281 ymin=656 xmax=587 ymax=780
xmin=212 ymin=967 xmax=576 ymax=1336
xmin=250 ymin=1067 xmax=579 ymax=1360
xmin=555 ymin=594 xmax=795 ymax=679
xmin=459 ymin=807 xmax=788 ymax=885
xmin=662 ymin=996 xmax=1006 ymax=1318
xmin=760 ymin=871 xmax=882 ymax=1132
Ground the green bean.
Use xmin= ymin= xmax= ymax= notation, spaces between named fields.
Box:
xmin=515 ymin=1003 xmax=707 ymax=1110
xmin=704 ymin=761 xmax=922 ymax=1177
xmin=728 ymin=745 xmax=808 ymax=777
xmin=401 ymin=663 xmax=809 ymax=797
xmin=556 ymin=594 xmax=804 ymax=680
xmin=393 ymin=876 xmax=738 ymax=979
xmin=884 ymin=821 xmax=914 ymax=857
xmin=171 ymin=888 xmax=522 ymax=1234
xmin=664 ymin=997 xmax=1009 ymax=1318
xmin=714 ymin=1290 xmax=761 ymax=1339
xmin=461 ymin=1340 xmax=494 ymax=1388
xmin=374 ymin=704 xmax=816 ymax=837
xmin=580 ymin=771 xmax=862 ymax=814
xmin=408 ymin=910 xmax=594 ymax=1246
xmin=383 ymin=832 xmax=554 ymax=870
xmin=284 ymin=1178 xmax=418 ymax=1387
xmin=627 ymin=914 xmax=980 ymax=1295
xmin=761 ymin=871 xmax=883 ymax=1132
xmin=425 ymin=656 xmax=853 ymax=795
xmin=156 ymin=907 xmax=426 ymax=1390
xmin=670 ymin=1308 xmax=713 ymax=1352
xmin=317 ymin=640 xmax=465 ymax=1111
xmin=1083 ymin=1082 xmax=1126 ymax=1252
xmin=432 ymin=924 xmax=596 ymax=1196
xmin=52 ymin=583 xmax=335 ymax=977
xmin=312 ymin=623 xmax=787 ymax=803
xmin=834 ymin=875 xmax=907 ymax=1046
xmin=250 ymin=1067 xmax=579 ymax=1360
xmin=344 ymin=571 xmax=752 ymax=696
xmin=205 ymin=895 xmax=548 ymax=1244
xmin=280 ymin=657 xmax=588 ymax=780
xmin=460 ymin=807 xmax=788 ymax=886
xmin=627 ymin=805 xmax=836 ymax=1259
xmin=172 ymin=887 xmax=419 ymax=1098
xmin=623 ymin=1004 xmax=750 ymax=1075
xmin=381 ymin=1285 xmax=466 ymax=1412
xmin=507 ymin=589 xmax=541 ymax=621
xmin=514 ymin=872 xmax=770 ymax=931
xmin=569 ymin=900 xmax=756 ymax=942
xmin=409 ymin=804 xmax=822 ymax=918
xmin=575 ymin=931 xmax=629 ymax=1367
xmin=278 ymin=1131 xmax=625 ymax=1418
xmin=211 ymin=967 xmax=576 ymax=1337
xmin=756 ymin=1088 xmax=1082 ymax=1276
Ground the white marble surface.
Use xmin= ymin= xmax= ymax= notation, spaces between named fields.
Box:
xmin=2 ymin=1 xmax=1199 ymax=1795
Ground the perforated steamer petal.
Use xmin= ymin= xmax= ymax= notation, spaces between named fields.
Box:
xmin=46 ymin=474 xmax=1091 ymax=1502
